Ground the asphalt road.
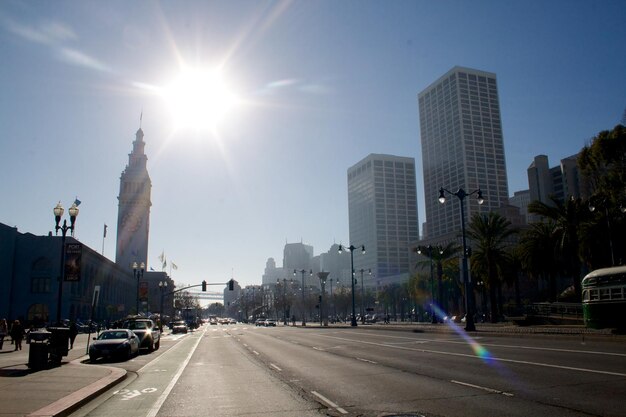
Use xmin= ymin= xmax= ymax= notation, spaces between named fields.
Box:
xmin=70 ymin=324 xmax=626 ymax=417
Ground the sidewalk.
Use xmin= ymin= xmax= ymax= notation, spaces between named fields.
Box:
xmin=0 ymin=335 xmax=126 ymax=417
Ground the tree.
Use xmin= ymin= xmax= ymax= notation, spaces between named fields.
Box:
xmin=518 ymin=221 xmax=560 ymax=301
xmin=528 ymin=196 xmax=589 ymax=300
xmin=467 ymin=212 xmax=518 ymax=322
xmin=578 ymin=124 xmax=626 ymax=198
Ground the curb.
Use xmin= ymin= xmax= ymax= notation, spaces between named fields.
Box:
xmin=28 ymin=357 xmax=127 ymax=417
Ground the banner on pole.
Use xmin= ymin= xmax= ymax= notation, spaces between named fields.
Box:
xmin=64 ymin=243 xmax=82 ymax=282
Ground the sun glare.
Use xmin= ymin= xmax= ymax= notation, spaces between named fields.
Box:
xmin=161 ymin=68 xmax=239 ymax=131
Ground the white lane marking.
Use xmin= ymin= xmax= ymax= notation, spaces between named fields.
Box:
xmin=349 ymin=330 xmax=626 ymax=357
xmin=146 ymin=326 xmax=206 ymax=417
xmin=311 ymin=391 xmax=348 ymax=415
xmin=312 ymin=346 xmax=324 ymax=351
xmin=319 ymin=334 xmax=626 ymax=377
xmin=451 ymin=380 xmax=514 ymax=396
xmin=356 ymin=357 xmax=378 ymax=364
xmin=243 ymin=343 xmax=248 ymax=347
xmin=252 ymin=350 xmax=260 ymax=355
xmin=270 ymin=363 xmax=282 ymax=371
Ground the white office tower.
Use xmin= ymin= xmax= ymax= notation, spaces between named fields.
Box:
xmin=418 ymin=66 xmax=509 ymax=239
xmin=347 ymin=154 xmax=419 ymax=289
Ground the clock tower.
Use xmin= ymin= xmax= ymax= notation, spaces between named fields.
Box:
xmin=116 ymin=127 xmax=152 ymax=271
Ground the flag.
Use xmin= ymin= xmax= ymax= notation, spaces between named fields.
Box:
xmin=162 ymin=259 xmax=167 ymax=270
xmin=103 ymin=224 xmax=107 ymax=238
xmin=171 ymin=262 xmax=178 ymax=270
xmin=158 ymin=251 xmax=165 ymax=263
xmin=74 ymin=198 xmax=82 ymax=206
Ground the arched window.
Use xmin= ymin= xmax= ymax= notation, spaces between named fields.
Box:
xmin=31 ymin=257 xmax=53 ymax=294
xmin=28 ymin=304 xmax=49 ymax=324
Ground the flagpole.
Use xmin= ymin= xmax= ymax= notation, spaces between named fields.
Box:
xmin=102 ymin=224 xmax=107 ymax=256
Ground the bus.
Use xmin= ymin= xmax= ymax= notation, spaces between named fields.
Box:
xmin=581 ymin=266 xmax=626 ymax=329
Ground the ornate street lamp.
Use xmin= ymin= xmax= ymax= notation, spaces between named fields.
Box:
xmin=294 ymin=269 xmax=312 ymax=326
xmin=277 ymin=278 xmax=290 ymax=325
xmin=133 ymin=261 xmax=145 ymax=315
xmin=358 ymin=269 xmax=371 ymax=323
xmin=53 ymin=202 xmax=79 ymax=325
xmin=158 ymin=280 xmax=168 ymax=319
xmin=317 ymin=272 xmax=329 ymax=326
xmin=338 ymin=244 xmax=365 ymax=327
xmin=438 ymin=187 xmax=484 ymax=332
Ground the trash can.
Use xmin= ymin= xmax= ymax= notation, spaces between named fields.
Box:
xmin=28 ymin=330 xmax=50 ymax=370
xmin=48 ymin=327 xmax=70 ymax=365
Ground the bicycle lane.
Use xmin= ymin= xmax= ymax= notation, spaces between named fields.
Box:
xmin=74 ymin=326 xmax=206 ymax=417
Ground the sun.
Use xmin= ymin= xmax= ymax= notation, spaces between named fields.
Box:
xmin=161 ymin=67 xmax=239 ymax=131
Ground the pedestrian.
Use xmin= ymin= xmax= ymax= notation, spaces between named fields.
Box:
xmin=69 ymin=321 xmax=78 ymax=349
xmin=10 ymin=320 xmax=24 ymax=351
xmin=0 ymin=318 xmax=7 ymax=350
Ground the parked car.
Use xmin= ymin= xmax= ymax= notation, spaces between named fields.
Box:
xmin=263 ymin=319 xmax=277 ymax=327
xmin=89 ymin=329 xmax=139 ymax=362
xmin=255 ymin=318 xmax=266 ymax=326
xmin=172 ymin=320 xmax=188 ymax=334
xmin=122 ymin=318 xmax=160 ymax=351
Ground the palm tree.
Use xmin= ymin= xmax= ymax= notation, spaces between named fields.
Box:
xmin=518 ymin=221 xmax=560 ymax=301
xmin=528 ymin=196 xmax=589 ymax=300
xmin=467 ymin=212 xmax=518 ymax=322
xmin=414 ymin=243 xmax=460 ymax=319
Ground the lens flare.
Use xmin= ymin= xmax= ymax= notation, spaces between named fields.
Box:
xmin=431 ymin=304 xmax=494 ymax=364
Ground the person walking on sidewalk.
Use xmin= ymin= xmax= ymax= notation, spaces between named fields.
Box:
xmin=69 ymin=321 xmax=78 ymax=349
xmin=0 ymin=318 xmax=7 ymax=350
xmin=10 ymin=320 xmax=24 ymax=351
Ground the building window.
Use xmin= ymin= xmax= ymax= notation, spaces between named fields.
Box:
xmin=31 ymin=257 xmax=53 ymax=294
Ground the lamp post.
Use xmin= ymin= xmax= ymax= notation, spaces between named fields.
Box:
xmin=133 ymin=261 xmax=145 ymax=315
xmin=329 ymin=278 xmax=335 ymax=321
xmin=417 ymin=245 xmax=441 ymax=324
xmin=53 ymin=201 xmax=79 ymax=325
xmin=338 ymin=244 xmax=365 ymax=327
xmin=277 ymin=278 xmax=289 ymax=325
xmin=438 ymin=187 xmax=484 ymax=332
xmin=358 ymin=269 xmax=371 ymax=324
xmin=294 ymin=269 xmax=312 ymax=326
xmin=158 ymin=280 xmax=168 ymax=319
xmin=317 ymin=272 xmax=329 ymax=326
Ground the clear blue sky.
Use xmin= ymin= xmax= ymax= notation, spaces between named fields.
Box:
xmin=1 ymin=1 xmax=625 ymax=289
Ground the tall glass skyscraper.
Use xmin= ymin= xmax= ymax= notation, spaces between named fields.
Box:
xmin=347 ymin=154 xmax=419 ymax=288
xmin=418 ymin=66 xmax=509 ymax=239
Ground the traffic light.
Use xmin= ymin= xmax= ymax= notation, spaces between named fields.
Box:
xmin=202 ymin=280 xmax=207 ymax=291
xmin=228 ymin=279 xmax=234 ymax=291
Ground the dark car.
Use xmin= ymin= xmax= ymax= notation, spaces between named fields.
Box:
xmin=172 ymin=320 xmax=188 ymax=334
xmin=89 ymin=329 xmax=139 ymax=362
xmin=123 ymin=318 xmax=161 ymax=351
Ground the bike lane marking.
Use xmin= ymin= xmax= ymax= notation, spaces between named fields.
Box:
xmin=145 ymin=327 xmax=206 ymax=417
xmin=95 ymin=328 xmax=207 ymax=417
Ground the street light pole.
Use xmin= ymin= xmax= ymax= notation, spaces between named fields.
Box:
xmin=294 ymin=269 xmax=311 ymax=326
xmin=359 ymin=269 xmax=371 ymax=323
xmin=53 ymin=201 xmax=79 ymax=325
xmin=338 ymin=244 xmax=365 ymax=327
xmin=133 ymin=261 xmax=145 ymax=315
xmin=439 ymin=187 xmax=484 ymax=332
xmin=277 ymin=278 xmax=288 ymax=325
xmin=317 ymin=272 xmax=329 ymax=326
xmin=159 ymin=280 xmax=168 ymax=319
